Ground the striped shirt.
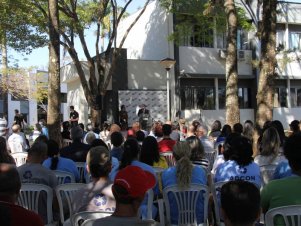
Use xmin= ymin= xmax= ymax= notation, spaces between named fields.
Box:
xmin=0 ymin=118 xmax=7 ymax=137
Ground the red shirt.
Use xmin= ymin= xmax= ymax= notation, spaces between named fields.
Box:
xmin=0 ymin=201 xmax=44 ymax=226
xmin=158 ymin=138 xmax=176 ymax=153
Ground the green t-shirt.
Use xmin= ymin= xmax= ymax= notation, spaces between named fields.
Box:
xmin=261 ymin=176 xmax=301 ymax=226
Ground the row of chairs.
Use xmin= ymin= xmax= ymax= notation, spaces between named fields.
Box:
xmin=17 ymin=179 xmax=301 ymax=226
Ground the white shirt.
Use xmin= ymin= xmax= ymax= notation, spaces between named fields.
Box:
xmin=8 ymin=132 xmax=27 ymax=153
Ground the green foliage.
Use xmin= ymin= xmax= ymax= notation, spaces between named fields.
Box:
xmin=160 ymin=0 xmax=254 ymax=46
xmin=0 ymin=0 xmax=48 ymax=55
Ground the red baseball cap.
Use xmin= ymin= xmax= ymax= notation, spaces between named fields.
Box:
xmin=114 ymin=166 xmax=156 ymax=198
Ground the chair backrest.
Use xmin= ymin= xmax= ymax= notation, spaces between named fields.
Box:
xmin=71 ymin=211 xmax=113 ymax=226
xmin=260 ymin=164 xmax=277 ymax=187
xmin=265 ymin=205 xmax=301 ymax=226
xmin=163 ymin=184 xmax=209 ymax=225
xmin=8 ymin=140 xmax=24 ymax=153
xmin=204 ymin=151 xmax=216 ymax=170
xmin=11 ymin=152 xmax=27 ymax=167
xmin=211 ymin=180 xmax=229 ymax=226
xmin=54 ymin=170 xmax=76 ymax=184
xmin=56 ymin=183 xmax=86 ymax=224
xmin=160 ymin=151 xmax=176 ymax=167
xmin=62 ymin=139 xmax=72 ymax=147
xmin=75 ymin=162 xmax=86 ymax=183
xmin=18 ymin=183 xmax=53 ymax=224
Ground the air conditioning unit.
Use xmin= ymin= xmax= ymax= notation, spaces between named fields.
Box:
xmin=238 ymin=50 xmax=245 ymax=61
xmin=219 ymin=49 xmax=227 ymax=59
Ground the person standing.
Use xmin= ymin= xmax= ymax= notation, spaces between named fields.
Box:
xmin=14 ymin=109 xmax=24 ymax=130
xmin=69 ymin=106 xmax=79 ymax=127
xmin=137 ymin=104 xmax=150 ymax=130
xmin=119 ymin=105 xmax=128 ymax=128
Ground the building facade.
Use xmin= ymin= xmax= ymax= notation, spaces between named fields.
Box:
xmin=61 ymin=0 xmax=301 ymax=129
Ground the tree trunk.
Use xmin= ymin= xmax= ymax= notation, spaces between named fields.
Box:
xmin=91 ymin=108 xmax=102 ymax=127
xmin=256 ymin=0 xmax=277 ymax=128
xmin=1 ymin=35 xmax=8 ymax=117
xmin=47 ymin=0 xmax=61 ymax=145
xmin=225 ymin=0 xmax=240 ymax=127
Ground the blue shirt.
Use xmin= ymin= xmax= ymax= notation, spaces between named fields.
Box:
xmin=273 ymin=160 xmax=292 ymax=179
xmin=214 ymin=160 xmax=261 ymax=188
xmin=111 ymin=147 xmax=124 ymax=161
xmin=162 ymin=166 xmax=207 ymax=224
xmin=43 ymin=157 xmax=80 ymax=182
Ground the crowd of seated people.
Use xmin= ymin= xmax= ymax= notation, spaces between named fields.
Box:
xmin=0 ymin=116 xmax=300 ymax=225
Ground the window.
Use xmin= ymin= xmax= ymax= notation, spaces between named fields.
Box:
xmin=218 ymin=87 xmax=251 ymax=109
xmin=274 ymin=87 xmax=287 ymax=107
xmin=289 ymin=32 xmax=301 ymax=51
xmin=181 ymin=86 xmax=215 ymax=110
xmin=277 ymin=30 xmax=285 ymax=50
xmin=61 ymin=93 xmax=67 ymax=103
xmin=290 ymin=87 xmax=301 ymax=107
xmin=176 ymin=14 xmax=214 ymax=48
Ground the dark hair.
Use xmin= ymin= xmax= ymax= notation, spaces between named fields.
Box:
xmin=70 ymin=106 xmax=74 ymax=110
xmin=211 ymin=120 xmax=222 ymax=132
xmin=28 ymin=141 xmax=48 ymax=159
xmin=90 ymin=139 xmax=109 ymax=149
xmin=284 ymin=133 xmax=301 ymax=171
xmin=87 ymin=146 xmax=111 ymax=178
xmin=233 ymin=123 xmax=243 ymax=134
xmin=111 ymin=132 xmax=124 ymax=147
xmin=135 ymin=130 xmax=145 ymax=142
xmin=290 ymin=120 xmax=300 ymax=133
xmin=71 ymin=126 xmax=83 ymax=141
xmin=220 ymin=124 xmax=232 ymax=137
xmin=186 ymin=136 xmax=205 ymax=160
xmin=140 ymin=136 xmax=160 ymax=166
xmin=270 ymin=120 xmax=286 ymax=147
xmin=0 ymin=137 xmax=15 ymax=164
xmin=78 ymin=123 xmax=84 ymax=131
xmin=162 ymin=124 xmax=172 ymax=136
xmin=46 ymin=140 xmax=60 ymax=170
xmin=227 ymin=135 xmax=253 ymax=166
xmin=221 ymin=181 xmax=260 ymax=225
xmin=119 ymin=138 xmax=140 ymax=170
xmin=223 ymin=133 xmax=239 ymax=161
xmin=33 ymin=135 xmax=48 ymax=144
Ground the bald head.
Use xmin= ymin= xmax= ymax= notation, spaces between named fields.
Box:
xmin=12 ymin=124 xmax=21 ymax=133
xmin=0 ymin=164 xmax=21 ymax=201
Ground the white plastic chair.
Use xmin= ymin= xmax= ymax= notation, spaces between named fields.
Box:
xmin=260 ymin=164 xmax=277 ymax=187
xmin=211 ymin=181 xmax=228 ymax=226
xmin=17 ymin=183 xmax=54 ymax=225
xmin=161 ymin=184 xmax=209 ymax=226
xmin=75 ymin=162 xmax=86 ymax=183
xmin=71 ymin=211 xmax=113 ymax=226
xmin=55 ymin=183 xmax=86 ymax=226
xmin=54 ymin=170 xmax=76 ymax=184
xmin=265 ymin=205 xmax=301 ymax=226
xmin=204 ymin=151 xmax=216 ymax=170
xmin=11 ymin=152 xmax=27 ymax=167
xmin=160 ymin=152 xmax=176 ymax=167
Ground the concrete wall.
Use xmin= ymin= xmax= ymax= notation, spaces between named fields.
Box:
xmin=127 ymin=60 xmax=173 ymax=90
xmin=273 ymin=107 xmax=301 ymax=130
xmin=116 ymin=0 xmax=171 ymax=60
xmin=67 ymin=80 xmax=89 ymax=125
xmin=179 ymin=47 xmax=253 ymax=76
